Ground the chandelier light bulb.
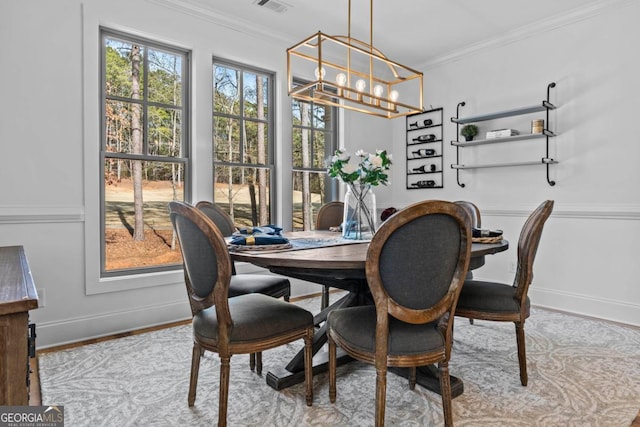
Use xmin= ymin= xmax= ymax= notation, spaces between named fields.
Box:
xmin=314 ymin=66 xmax=326 ymax=80
xmin=336 ymin=73 xmax=347 ymax=87
xmin=373 ymin=85 xmax=384 ymax=98
xmin=355 ymin=79 xmax=366 ymax=92
xmin=389 ymin=90 xmax=400 ymax=102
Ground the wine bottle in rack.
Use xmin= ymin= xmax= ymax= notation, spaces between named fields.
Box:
xmin=412 ymin=164 xmax=437 ymax=173
xmin=408 ymin=118 xmax=433 ymax=128
xmin=412 ymin=148 xmax=436 ymax=158
xmin=412 ymin=180 xmax=436 ymax=188
xmin=412 ymin=134 xmax=436 ymax=142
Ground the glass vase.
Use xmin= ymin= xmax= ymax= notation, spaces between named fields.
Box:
xmin=342 ymin=183 xmax=377 ymax=240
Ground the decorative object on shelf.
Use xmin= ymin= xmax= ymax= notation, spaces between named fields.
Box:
xmin=327 ymin=149 xmax=392 ymax=240
xmin=406 ymin=107 xmax=444 ymax=189
xmin=486 ymin=129 xmax=519 ymax=139
xmin=531 ymin=119 xmax=544 ymax=134
xmin=286 ymin=0 xmax=423 ymax=119
xmin=450 ymin=82 xmax=558 ymax=187
xmin=460 ymin=124 xmax=479 ymax=141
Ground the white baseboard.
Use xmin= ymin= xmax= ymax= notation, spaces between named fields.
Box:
xmin=35 ymin=300 xmax=191 ymax=349
xmin=530 ymin=287 xmax=640 ymax=328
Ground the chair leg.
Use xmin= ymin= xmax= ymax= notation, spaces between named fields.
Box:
xmin=256 ymin=351 xmax=263 ymax=375
xmin=375 ymin=365 xmax=388 ymax=427
xmin=409 ymin=367 xmax=417 ymax=390
xmin=304 ymin=329 xmax=314 ymax=406
xmin=438 ymin=361 xmax=453 ymax=427
xmin=328 ymin=335 xmax=337 ymax=403
xmin=188 ymin=343 xmax=202 ymax=407
xmin=515 ymin=321 xmax=528 ymax=386
xmin=250 ymin=353 xmax=255 ymax=371
xmin=218 ymin=355 xmax=231 ymax=427
xmin=321 ymin=286 xmax=330 ymax=310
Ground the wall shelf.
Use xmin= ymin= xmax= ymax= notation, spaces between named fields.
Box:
xmin=450 ymin=82 xmax=558 ymax=187
xmin=452 ymin=158 xmax=558 ymax=170
xmin=451 ymin=101 xmax=555 ymax=124
xmin=451 ymin=130 xmax=554 ymax=147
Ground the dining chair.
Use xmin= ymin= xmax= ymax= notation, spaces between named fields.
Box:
xmin=328 ymin=200 xmax=472 ymax=427
xmin=196 ymin=201 xmax=291 ymax=302
xmin=169 ymin=201 xmax=314 ymax=427
xmin=454 ymin=200 xmax=481 ymax=229
xmin=196 ymin=200 xmax=292 ymax=373
xmin=454 ymin=200 xmax=482 ymax=311
xmin=315 ymin=201 xmax=344 ymax=310
xmin=455 ymin=200 xmax=554 ymax=386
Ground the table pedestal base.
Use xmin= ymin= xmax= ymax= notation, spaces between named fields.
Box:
xmin=388 ymin=366 xmax=464 ymax=398
xmin=264 ymin=289 xmax=462 ymax=398
xmin=267 ymin=350 xmax=352 ymax=391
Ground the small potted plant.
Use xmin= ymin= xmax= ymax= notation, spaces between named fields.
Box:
xmin=461 ymin=124 xmax=479 ymax=141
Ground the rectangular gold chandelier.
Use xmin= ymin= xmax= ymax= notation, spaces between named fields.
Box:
xmin=286 ymin=1 xmax=424 ymax=119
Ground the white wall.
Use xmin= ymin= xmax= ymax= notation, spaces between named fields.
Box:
xmin=0 ymin=0 xmax=314 ymax=348
xmin=1 ymin=0 xmax=637 ymax=349
xmin=380 ymin=2 xmax=640 ymax=326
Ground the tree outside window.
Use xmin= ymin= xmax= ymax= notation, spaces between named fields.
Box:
xmin=101 ymin=30 xmax=189 ymax=275
xmin=292 ymin=96 xmax=338 ymax=230
xmin=213 ymin=61 xmax=274 ymax=227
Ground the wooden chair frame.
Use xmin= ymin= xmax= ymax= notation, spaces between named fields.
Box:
xmin=455 ymin=200 xmax=554 ymax=386
xmin=169 ymin=201 xmax=313 ymax=426
xmin=328 ymin=200 xmax=472 ymax=427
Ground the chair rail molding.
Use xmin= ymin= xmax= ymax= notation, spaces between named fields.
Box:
xmin=480 ymin=203 xmax=640 ymax=221
xmin=0 ymin=206 xmax=84 ymax=224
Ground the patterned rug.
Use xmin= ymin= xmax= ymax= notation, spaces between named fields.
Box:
xmin=39 ymin=295 xmax=640 ymax=426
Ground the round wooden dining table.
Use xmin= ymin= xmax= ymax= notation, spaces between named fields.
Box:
xmin=230 ymin=230 xmax=509 ymax=398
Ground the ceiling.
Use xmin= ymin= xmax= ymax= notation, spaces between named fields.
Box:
xmin=160 ymin=0 xmax=607 ymax=67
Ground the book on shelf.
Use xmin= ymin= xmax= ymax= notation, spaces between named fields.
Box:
xmin=485 ymin=129 xmax=520 ymax=139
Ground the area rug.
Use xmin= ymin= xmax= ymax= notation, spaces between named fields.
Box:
xmin=39 ymin=296 xmax=640 ymax=426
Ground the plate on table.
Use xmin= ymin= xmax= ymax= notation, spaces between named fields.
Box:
xmin=228 ymin=242 xmax=293 ymax=252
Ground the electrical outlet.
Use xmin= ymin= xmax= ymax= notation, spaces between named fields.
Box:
xmin=37 ymin=288 xmax=45 ymax=307
xmin=509 ymin=262 xmax=517 ymax=273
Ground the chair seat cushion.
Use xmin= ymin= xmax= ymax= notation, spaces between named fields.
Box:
xmin=328 ymin=306 xmax=444 ymax=356
xmin=193 ymin=293 xmax=312 ymax=344
xmin=457 ymin=280 xmax=530 ymax=313
xmin=228 ymin=274 xmax=290 ymax=298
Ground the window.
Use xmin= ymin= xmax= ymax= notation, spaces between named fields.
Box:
xmin=213 ymin=60 xmax=274 ymax=227
xmin=100 ymin=29 xmax=189 ymax=276
xmin=291 ymin=96 xmax=338 ymax=230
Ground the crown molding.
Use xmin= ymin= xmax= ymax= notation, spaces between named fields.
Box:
xmin=145 ymin=0 xmax=292 ymax=45
xmin=420 ymin=0 xmax=637 ymax=69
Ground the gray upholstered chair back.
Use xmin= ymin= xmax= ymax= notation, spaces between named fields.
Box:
xmin=196 ymin=201 xmax=237 ymax=237
xmin=366 ymin=200 xmax=472 ymax=324
xmin=454 ymin=200 xmax=481 ymax=228
xmin=316 ymin=201 xmax=344 ymax=230
xmin=169 ymin=201 xmax=232 ymax=316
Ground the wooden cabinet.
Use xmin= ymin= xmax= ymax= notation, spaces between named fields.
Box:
xmin=451 ymin=82 xmax=558 ymax=187
xmin=0 ymin=246 xmax=39 ymax=405
xmin=406 ymin=107 xmax=443 ymax=189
